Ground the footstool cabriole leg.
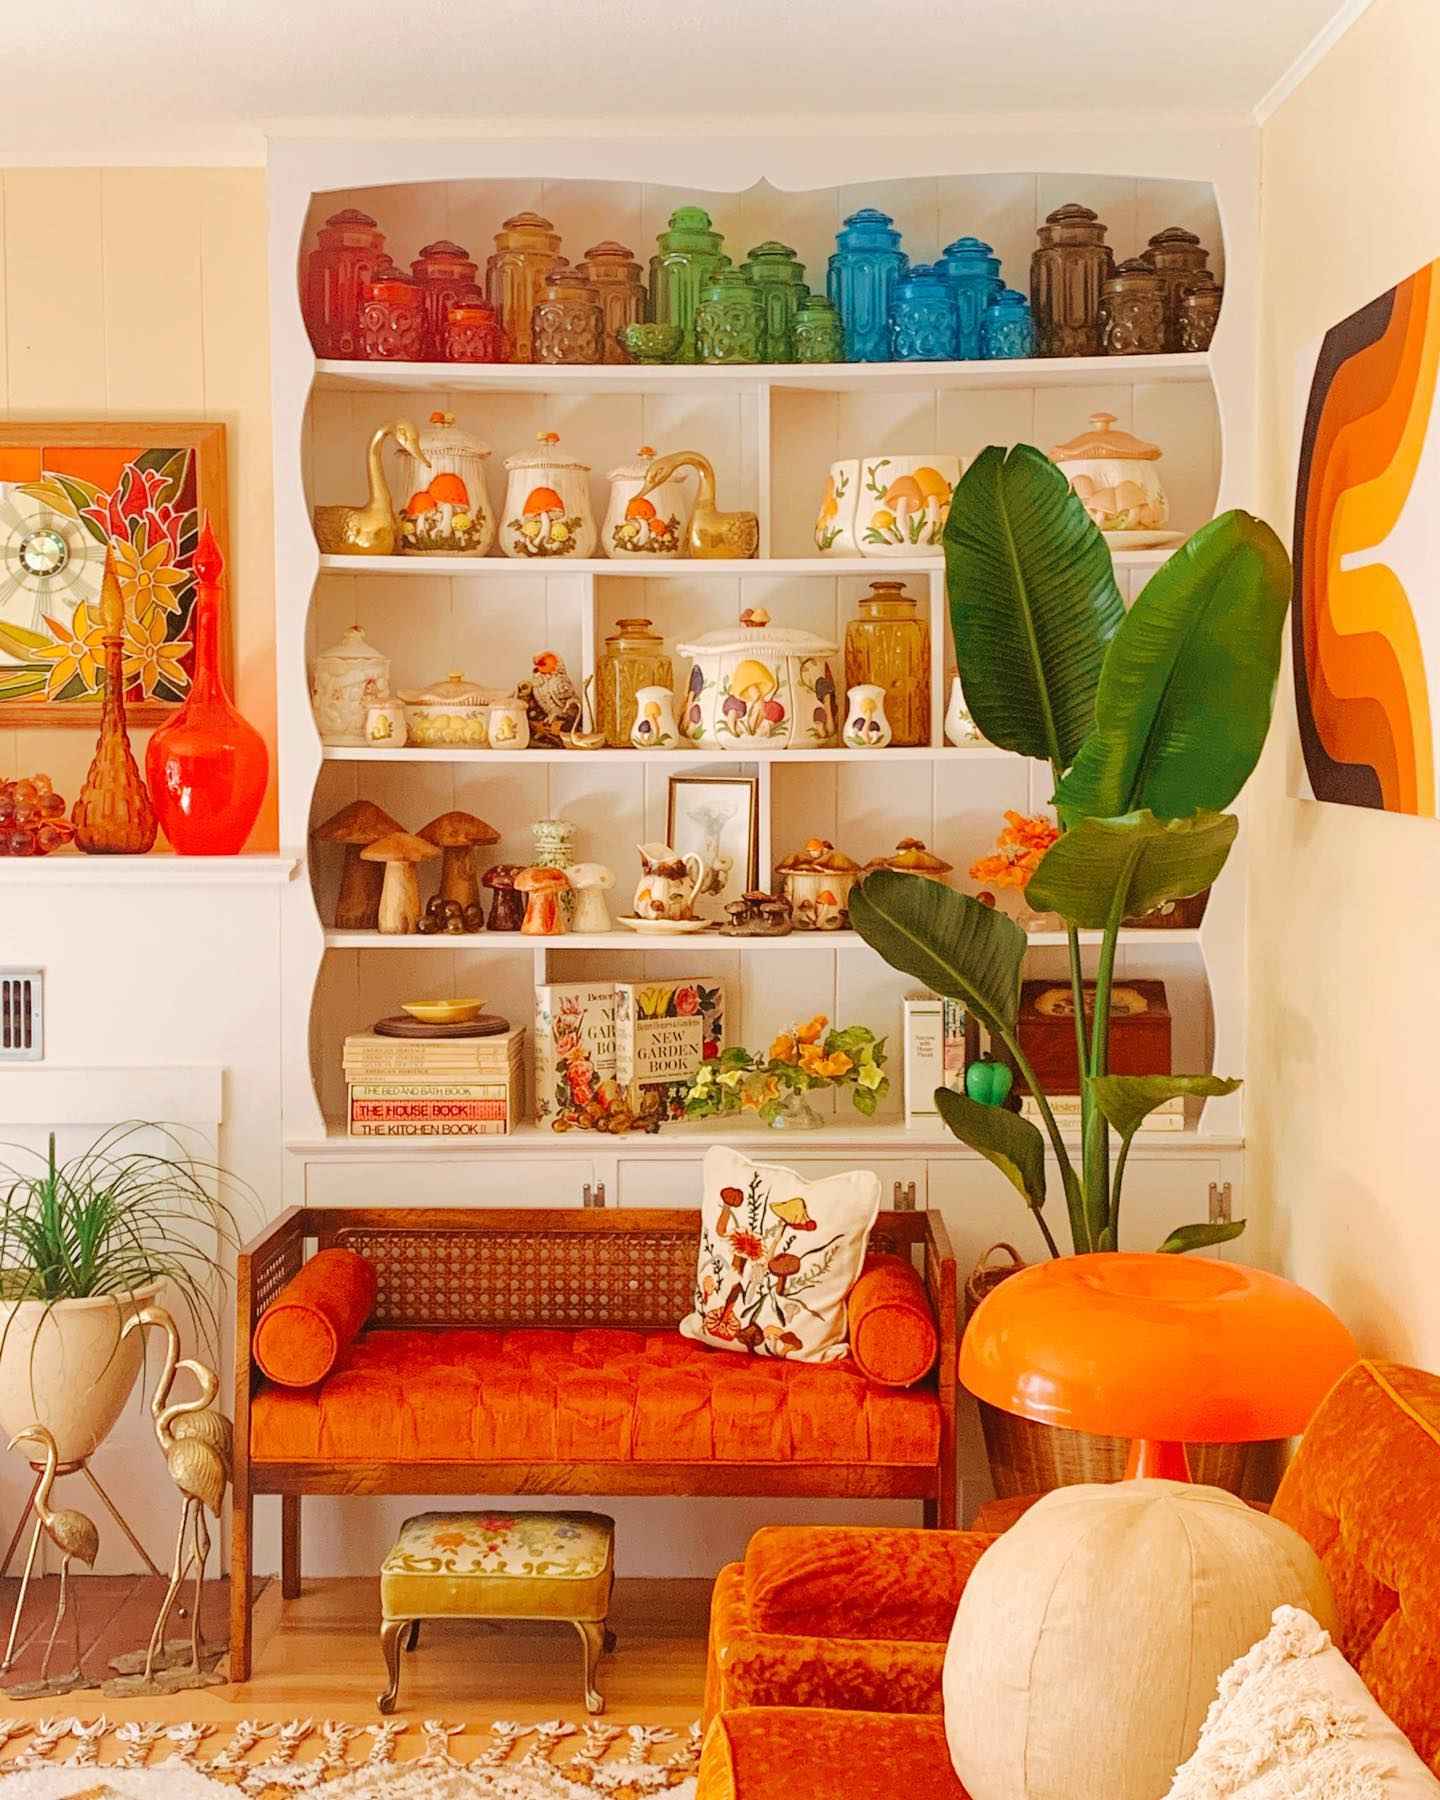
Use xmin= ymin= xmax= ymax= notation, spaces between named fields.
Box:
xmin=404 ymin=1620 xmax=420 ymax=1652
xmin=378 ymin=1618 xmax=410 ymax=1714
xmin=576 ymin=1618 xmax=606 ymax=1715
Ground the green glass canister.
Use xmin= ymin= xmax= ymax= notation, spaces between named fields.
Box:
xmin=793 ymin=294 xmax=845 ymax=364
xmin=648 ymin=206 xmax=726 ymax=363
xmin=743 ymin=241 xmax=808 ymax=361
xmin=695 ymin=266 xmax=765 ymax=365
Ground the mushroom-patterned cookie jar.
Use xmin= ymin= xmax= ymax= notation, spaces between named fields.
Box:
xmin=499 ymin=433 xmax=597 ymax=559
xmin=603 ymin=448 xmax=694 ymax=559
xmin=677 ymin=608 xmax=839 ymax=751
xmin=775 ymin=838 xmax=862 ymax=930
xmin=864 ymin=837 xmax=954 ymax=884
xmin=396 ymin=412 xmax=495 ymax=556
xmin=311 ymin=624 xmax=390 ymax=745
xmin=1049 ymin=412 xmax=1169 ymax=538
xmin=856 ymin=454 xmax=962 ymax=555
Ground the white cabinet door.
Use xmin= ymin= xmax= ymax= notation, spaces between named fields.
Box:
xmin=305 ymin=1157 xmax=596 ymax=1209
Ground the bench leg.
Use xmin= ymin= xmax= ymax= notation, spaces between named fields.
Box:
xmin=230 ymin=1482 xmax=253 ymax=1683
xmin=405 ymin=1619 xmax=420 ymax=1652
xmin=576 ymin=1619 xmax=606 ymax=1715
xmin=281 ymin=1495 xmax=301 ymax=1600
xmin=923 ymin=1499 xmax=938 ymax=1529
xmin=378 ymin=1618 xmax=409 ymax=1714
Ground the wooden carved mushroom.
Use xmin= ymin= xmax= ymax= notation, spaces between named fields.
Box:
xmin=359 ymin=831 xmax=439 ymax=935
xmin=313 ymin=799 xmax=403 ymax=929
xmin=418 ymin=810 xmax=500 ymax=912
xmin=482 ymin=863 xmax=526 ymax=932
xmin=514 ymin=865 xmax=569 ymax=936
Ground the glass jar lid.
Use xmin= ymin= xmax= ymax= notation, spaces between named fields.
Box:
xmin=677 ymin=606 xmax=838 ymax=658
xmin=1049 ymin=412 xmax=1161 ymax=462
xmin=859 ymin=579 xmax=919 ymax=610
xmin=604 ymin=615 xmax=663 ymax=646
xmin=503 ymin=431 xmax=591 ymax=473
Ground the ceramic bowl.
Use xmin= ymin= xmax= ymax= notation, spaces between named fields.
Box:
xmin=621 ymin=323 xmax=684 ymax=364
xmin=402 ymin=998 xmax=487 ymax=1025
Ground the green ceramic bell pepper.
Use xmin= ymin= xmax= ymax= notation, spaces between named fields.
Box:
xmin=964 ymin=1055 xmax=1014 ymax=1108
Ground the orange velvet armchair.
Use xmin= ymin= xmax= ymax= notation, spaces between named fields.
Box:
xmin=698 ymin=1360 xmax=1440 ymax=1800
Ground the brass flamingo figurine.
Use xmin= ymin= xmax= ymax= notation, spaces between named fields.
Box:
xmin=636 ymin=450 xmax=759 ymax=559
xmin=4 ymin=1425 xmax=99 ymax=1693
xmin=120 ymin=1307 xmax=231 ymax=1684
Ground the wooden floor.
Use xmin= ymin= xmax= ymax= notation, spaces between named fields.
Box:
xmin=0 ymin=1574 xmax=711 ymax=1731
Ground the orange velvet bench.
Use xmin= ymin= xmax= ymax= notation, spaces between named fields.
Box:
xmin=230 ymin=1204 xmax=956 ymax=1682
xmin=698 ymin=1359 xmax=1440 ymax=1797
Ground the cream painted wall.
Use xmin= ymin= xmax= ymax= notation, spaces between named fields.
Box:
xmin=1251 ymin=0 xmax=1440 ymax=1363
xmin=0 ymin=167 xmax=277 ymax=849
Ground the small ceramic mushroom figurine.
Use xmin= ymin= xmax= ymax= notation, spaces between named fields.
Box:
xmin=515 ymin=865 xmax=570 ymax=936
xmin=417 ymin=810 xmax=500 ymax=912
xmin=722 ymin=890 xmax=793 ymax=936
xmin=567 ymin=862 xmax=615 ymax=933
xmin=359 ymin=831 xmax=440 ymax=935
xmin=481 ymin=863 xmax=525 ymax=931
xmin=312 ymin=799 xmax=403 ymax=929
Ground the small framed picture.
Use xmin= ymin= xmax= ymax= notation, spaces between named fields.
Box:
xmin=667 ymin=774 xmax=759 ymax=922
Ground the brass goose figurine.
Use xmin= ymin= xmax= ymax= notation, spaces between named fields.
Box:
xmin=638 ymin=450 xmax=758 ymax=560
xmin=313 ymin=419 xmax=428 ymax=556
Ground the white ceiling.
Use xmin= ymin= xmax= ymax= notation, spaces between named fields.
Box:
xmin=0 ymin=0 xmax=1362 ymax=164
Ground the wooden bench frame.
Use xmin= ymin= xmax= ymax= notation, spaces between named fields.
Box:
xmin=230 ymin=1204 xmax=957 ymax=1681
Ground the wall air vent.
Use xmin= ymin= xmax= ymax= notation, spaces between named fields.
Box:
xmin=0 ymin=969 xmax=43 ymax=1061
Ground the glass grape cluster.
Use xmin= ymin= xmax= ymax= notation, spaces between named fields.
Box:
xmin=0 ymin=774 xmax=74 ymax=856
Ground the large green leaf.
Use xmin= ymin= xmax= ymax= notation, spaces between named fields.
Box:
xmin=944 ymin=445 xmax=1125 ymax=768
xmin=935 ymin=1088 xmax=1047 ymax=1213
xmin=1089 ymin=1073 xmax=1241 ymax=1140
xmin=849 ymin=870 xmax=1027 ymax=1034
xmin=1054 ymin=511 xmax=1292 ymax=821
xmin=1157 ymin=1220 xmax=1248 ymax=1254
xmin=1026 ymin=810 xmax=1237 ymax=929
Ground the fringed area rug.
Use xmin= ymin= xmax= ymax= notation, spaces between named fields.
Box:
xmin=0 ymin=1717 xmax=701 ymax=1798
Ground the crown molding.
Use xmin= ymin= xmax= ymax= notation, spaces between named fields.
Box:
xmin=1253 ymin=0 xmax=1380 ymax=123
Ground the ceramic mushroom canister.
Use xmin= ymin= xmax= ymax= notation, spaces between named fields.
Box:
xmin=775 ymin=838 xmax=863 ymax=930
xmin=395 ymin=412 xmax=495 ymax=556
xmin=311 ymin=624 xmax=390 ymax=745
xmin=856 ymin=454 xmax=962 ymax=555
xmin=1049 ymin=412 xmax=1175 ymax=547
xmin=678 ymin=608 xmax=839 ymax=751
xmin=500 ymin=433 xmax=597 ymax=559
xmin=603 ymin=448 xmax=694 ymax=558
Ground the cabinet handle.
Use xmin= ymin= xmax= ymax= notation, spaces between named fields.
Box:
xmin=582 ymin=1181 xmax=607 ymax=1210
xmin=1208 ymin=1181 xmax=1232 ymax=1224
xmin=893 ymin=1180 xmax=917 ymax=1212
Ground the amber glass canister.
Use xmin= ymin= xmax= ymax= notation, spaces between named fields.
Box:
xmin=533 ymin=262 xmax=606 ymax=364
xmin=597 ymin=617 xmax=674 ymax=747
xmin=410 ymin=238 xmax=483 ymax=360
xmin=844 ymin=580 xmax=930 ymax=746
xmin=302 ymin=208 xmax=388 ymax=358
xmin=579 ymin=240 xmax=648 ymax=363
xmin=486 ymin=211 xmax=563 ymax=363
xmin=1030 ymin=203 xmax=1114 ymax=357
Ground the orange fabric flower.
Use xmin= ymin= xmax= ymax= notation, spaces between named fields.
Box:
xmin=769 ymin=1033 xmax=798 ymax=1063
xmin=796 ymin=1015 xmax=828 ymax=1045
xmin=969 ymin=812 xmax=1059 ymax=888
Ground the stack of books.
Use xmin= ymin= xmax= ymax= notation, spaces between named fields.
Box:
xmin=535 ymin=978 xmax=726 ymax=1131
xmin=343 ymin=1028 xmax=526 ymax=1138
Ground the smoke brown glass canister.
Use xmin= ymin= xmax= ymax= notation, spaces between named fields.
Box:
xmin=410 ymin=239 xmax=483 ymax=360
xmin=1179 ymin=275 xmax=1223 ymax=351
xmin=533 ymin=262 xmax=606 ymax=364
xmin=597 ymin=617 xmax=674 ymax=748
xmin=1030 ymin=203 xmax=1114 ymax=357
xmin=578 ymin=241 xmax=647 ymax=363
xmin=844 ymin=580 xmax=930 ymax=746
xmin=1098 ymin=258 xmax=1167 ymax=356
xmin=486 ymin=212 xmax=562 ymax=363
xmin=1140 ymin=226 xmax=1214 ymax=351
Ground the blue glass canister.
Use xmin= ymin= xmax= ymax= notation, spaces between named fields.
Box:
xmin=939 ymin=235 xmax=1003 ymax=359
xmin=827 ymin=208 xmax=908 ymax=363
xmin=980 ymin=287 xmax=1035 ymax=360
xmin=889 ymin=264 xmax=958 ymax=361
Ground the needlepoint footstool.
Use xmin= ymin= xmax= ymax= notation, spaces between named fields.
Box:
xmin=378 ymin=1510 xmax=616 ymax=1714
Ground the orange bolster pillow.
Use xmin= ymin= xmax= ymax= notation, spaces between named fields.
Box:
xmin=252 ymin=1248 xmax=376 ymax=1388
xmin=847 ymin=1251 xmax=938 ymax=1388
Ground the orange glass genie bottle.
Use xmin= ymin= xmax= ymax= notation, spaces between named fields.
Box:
xmin=145 ymin=520 xmax=268 ymax=854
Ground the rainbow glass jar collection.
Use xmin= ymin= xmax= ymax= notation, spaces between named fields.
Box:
xmin=302 ymin=201 xmax=1222 ymax=367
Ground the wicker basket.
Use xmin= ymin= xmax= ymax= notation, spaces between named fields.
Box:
xmin=964 ymin=1244 xmax=1251 ymax=1498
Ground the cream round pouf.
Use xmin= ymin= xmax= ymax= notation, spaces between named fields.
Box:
xmin=943 ymin=1479 xmax=1336 ymax=1800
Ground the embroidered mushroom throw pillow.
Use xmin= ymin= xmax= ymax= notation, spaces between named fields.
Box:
xmin=680 ymin=1145 xmax=881 ymax=1362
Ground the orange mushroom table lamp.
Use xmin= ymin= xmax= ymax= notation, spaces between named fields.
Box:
xmin=960 ymin=1252 xmax=1359 ymax=1480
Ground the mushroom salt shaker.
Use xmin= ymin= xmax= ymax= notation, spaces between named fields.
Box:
xmin=482 ymin=863 xmax=526 ymax=932
xmin=313 ymin=799 xmax=403 ymax=930
xmin=516 ymin=866 xmax=570 ymax=935
xmin=417 ymin=810 xmax=500 ymax=913
xmin=567 ymin=862 xmax=616 ymax=933
xmin=359 ymin=831 xmax=440 ymax=935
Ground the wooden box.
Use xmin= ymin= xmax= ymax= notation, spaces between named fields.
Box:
xmin=1012 ymin=979 xmax=1171 ymax=1096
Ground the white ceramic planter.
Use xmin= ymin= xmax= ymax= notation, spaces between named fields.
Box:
xmin=814 ymin=459 xmax=859 ymax=554
xmin=499 ymin=433 xmax=597 ymax=559
xmin=603 ymin=450 xmax=694 ymax=558
xmin=0 ymin=1281 xmax=162 ymax=1465
xmin=677 ymin=607 xmax=840 ymax=751
xmin=855 ymin=453 xmax=962 ymax=555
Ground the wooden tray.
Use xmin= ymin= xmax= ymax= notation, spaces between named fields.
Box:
xmin=373 ymin=1014 xmax=510 ymax=1039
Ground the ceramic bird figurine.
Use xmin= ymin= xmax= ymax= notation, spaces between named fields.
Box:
xmin=520 ymin=650 xmax=584 ymax=744
xmin=313 ymin=420 xmax=429 ymax=556
xmin=637 ymin=451 xmax=758 ymax=559
xmin=5 ymin=1425 xmax=99 ymax=1694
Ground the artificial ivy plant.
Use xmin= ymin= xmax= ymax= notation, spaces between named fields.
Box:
xmin=849 ymin=445 xmax=1292 ymax=1257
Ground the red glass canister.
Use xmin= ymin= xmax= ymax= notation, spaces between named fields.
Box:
xmin=359 ymin=271 xmax=427 ymax=361
xmin=410 ymin=238 xmax=483 ymax=360
xmin=302 ymin=208 xmax=388 ymax=359
xmin=145 ymin=521 xmax=268 ymax=855
xmin=445 ymin=297 xmax=509 ymax=363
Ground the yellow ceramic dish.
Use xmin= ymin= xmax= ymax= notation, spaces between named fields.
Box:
xmin=402 ymin=998 xmax=487 ymax=1025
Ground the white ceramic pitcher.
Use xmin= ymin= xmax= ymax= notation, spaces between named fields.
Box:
xmin=633 ymin=842 xmax=708 ymax=921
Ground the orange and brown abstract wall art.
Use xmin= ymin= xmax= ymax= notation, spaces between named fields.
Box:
xmin=1293 ymin=262 xmax=1440 ymax=816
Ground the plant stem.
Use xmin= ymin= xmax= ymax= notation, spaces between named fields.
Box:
xmin=1081 ymin=873 xmax=1133 ymax=1250
xmin=1110 ymin=1133 xmax=1133 ymax=1246
xmin=989 ymin=1022 xmax=1084 ymax=1255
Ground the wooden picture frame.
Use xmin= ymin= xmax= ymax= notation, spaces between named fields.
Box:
xmin=0 ymin=421 xmax=228 ymax=727
xmin=666 ymin=773 xmax=760 ymax=922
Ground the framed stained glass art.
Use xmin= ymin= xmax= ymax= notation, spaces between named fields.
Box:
xmin=0 ymin=422 xmax=228 ymax=726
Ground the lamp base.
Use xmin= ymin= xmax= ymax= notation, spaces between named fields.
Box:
xmin=1125 ymin=1438 xmax=1193 ymax=1480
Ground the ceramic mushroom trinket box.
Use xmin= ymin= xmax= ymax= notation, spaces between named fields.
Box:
xmin=775 ymin=838 xmax=862 ymax=929
xmin=864 ymin=836 xmax=954 ymax=883
xmin=359 ymin=831 xmax=440 ymax=935
xmin=721 ymin=890 xmax=793 ymax=936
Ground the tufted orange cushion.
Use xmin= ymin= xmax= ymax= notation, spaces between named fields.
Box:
xmin=252 ymin=1248 xmax=377 ymax=1388
xmin=847 ymin=1252 xmax=939 ymax=1387
xmin=698 ymin=1708 xmax=968 ymax=1800
xmin=250 ymin=1326 xmax=941 ymax=1467
xmin=744 ymin=1524 xmax=993 ymax=1643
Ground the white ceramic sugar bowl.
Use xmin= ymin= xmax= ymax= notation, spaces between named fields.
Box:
xmin=1048 ymin=411 xmax=1169 ymax=535
xmin=499 ymin=431 xmax=597 ymax=559
xmin=311 ymin=624 xmax=390 ymax=745
xmin=603 ymin=446 xmax=694 ymax=559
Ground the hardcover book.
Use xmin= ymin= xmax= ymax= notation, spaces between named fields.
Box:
xmin=614 ymin=978 xmax=726 ymax=1127
xmin=533 ymin=982 xmax=621 ymax=1130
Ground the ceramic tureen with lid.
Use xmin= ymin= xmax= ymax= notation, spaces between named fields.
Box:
xmin=398 ymin=670 xmax=512 ymax=747
xmin=677 ymin=607 xmax=840 ymax=751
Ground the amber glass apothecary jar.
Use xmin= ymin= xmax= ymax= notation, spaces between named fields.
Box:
xmin=844 ymin=580 xmax=930 ymax=746
xmin=597 ymin=617 xmax=674 ymax=748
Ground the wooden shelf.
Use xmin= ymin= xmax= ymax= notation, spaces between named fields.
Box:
xmin=318 ymin=548 xmax=1175 ymax=576
xmin=322 ymin=927 xmax=1202 ymax=952
xmin=313 ymin=352 xmax=1212 ymax=399
xmin=1 ymin=852 xmax=300 ymax=886
xmin=320 ymin=743 xmax=1015 ymax=765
